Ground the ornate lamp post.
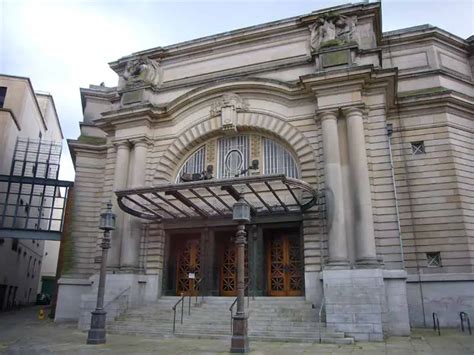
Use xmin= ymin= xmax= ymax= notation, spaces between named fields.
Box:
xmin=87 ymin=201 xmax=116 ymax=345
xmin=230 ymin=198 xmax=250 ymax=353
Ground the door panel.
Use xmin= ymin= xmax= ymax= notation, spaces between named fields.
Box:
xmin=267 ymin=234 xmax=303 ymax=296
xmin=176 ymin=238 xmax=201 ymax=296
xmin=219 ymin=239 xmax=248 ymax=296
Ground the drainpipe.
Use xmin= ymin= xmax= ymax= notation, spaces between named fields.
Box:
xmin=387 ymin=123 xmax=405 ymax=269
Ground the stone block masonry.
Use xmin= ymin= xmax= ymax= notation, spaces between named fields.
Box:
xmin=323 ymin=269 xmax=385 ymax=341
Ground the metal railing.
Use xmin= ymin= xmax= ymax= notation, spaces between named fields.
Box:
xmin=318 ymin=297 xmax=325 ymax=343
xmin=229 ymin=280 xmax=252 ymax=332
xmin=103 ymin=286 xmax=131 ymax=310
xmin=171 ymin=278 xmax=205 ymax=333
xmin=172 ymin=293 xmax=185 ymax=333
xmin=194 ymin=278 xmax=204 ymax=304
xmin=432 ymin=312 xmax=440 ymax=336
xmin=460 ymin=312 xmax=472 ymax=335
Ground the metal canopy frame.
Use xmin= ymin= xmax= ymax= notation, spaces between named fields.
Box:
xmin=116 ymin=174 xmax=318 ymax=223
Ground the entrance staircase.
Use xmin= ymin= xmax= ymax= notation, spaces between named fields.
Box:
xmin=108 ymin=296 xmax=353 ymax=344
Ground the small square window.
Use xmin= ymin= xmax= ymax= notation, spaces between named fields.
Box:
xmin=427 ymin=252 xmax=441 ymax=267
xmin=411 ymin=141 xmax=425 ymax=155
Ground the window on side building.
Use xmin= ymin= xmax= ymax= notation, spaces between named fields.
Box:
xmin=0 ymin=87 xmax=7 ymax=108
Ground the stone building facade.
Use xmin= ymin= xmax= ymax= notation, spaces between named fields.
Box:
xmin=56 ymin=2 xmax=473 ymax=341
xmin=0 ymin=74 xmax=64 ymax=309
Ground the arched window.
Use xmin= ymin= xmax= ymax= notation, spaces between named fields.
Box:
xmin=176 ymin=146 xmax=206 ymax=182
xmin=175 ymin=135 xmax=299 ymax=182
xmin=217 ymin=135 xmax=249 ymax=179
xmin=263 ymin=138 xmax=298 ymax=178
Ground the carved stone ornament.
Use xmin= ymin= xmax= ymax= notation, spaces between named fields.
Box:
xmin=121 ymin=57 xmax=160 ymax=88
xmin=210 ymin=93 xmax=249 ymax=116
xmin=210 ymin=93 xmax=249 ymax=134
xmin=309 ymin=13 xmax=358 ymax=52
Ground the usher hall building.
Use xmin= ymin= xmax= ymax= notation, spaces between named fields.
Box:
xmin=55 ymin=2 xmax=473 ymax=342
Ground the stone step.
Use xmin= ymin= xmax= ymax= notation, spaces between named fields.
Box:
xmin=108 ymin=296 xmax=351 ymax=345
xmin=249 ymin=335 xmax=354 ymax=344
xmin=108 ymin=328 xmax=354 ymax=345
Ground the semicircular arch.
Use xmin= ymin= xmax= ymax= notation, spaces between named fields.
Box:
xmin=154 ymin=111 xmax=318 ymax=185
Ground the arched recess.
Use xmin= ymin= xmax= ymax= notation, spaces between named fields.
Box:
xmin=154 ymin=111 xmax=317 ymax=184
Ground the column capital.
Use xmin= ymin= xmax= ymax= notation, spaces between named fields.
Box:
xmin=341 ymin=105 xmax=367 ymax=118
xmin=113 ymin=140 xmax=131 ymax=150
xmin=130 ymin=136 xmax=153 ymax=148
xmin=316 ymin=109 xmax=339 ymax=122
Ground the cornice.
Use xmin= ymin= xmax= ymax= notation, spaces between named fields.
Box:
xmin=67 ymin=138 xmax=108 ymax=167
xmin=94 ymin=77 xmax=309 ymax=130
xmin=68 ymin=139 xmax=108 ymax=151
xmin=382 ymin=26 xmax=470 ymax=51
xmin=397 ymin=68 xmax=473 ymax=86
xmin=300 ymin=65 xmax=397 ymax=109
xmin=109 ymin=2 xmax=380 ymax=72
xmin=393 ymin=90 xmax=474 ymax=117
xmin=80 ymin=86 xmax=119 ymax=112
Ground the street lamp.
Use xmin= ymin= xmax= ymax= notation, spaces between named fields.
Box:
xmin=87 ymin=201 xmax=116 ymax=345
xmin=231 ymin=198 xmax=250 ymax=353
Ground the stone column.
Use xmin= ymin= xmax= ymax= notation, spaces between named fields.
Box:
xmin=109 ymin=141 xmax=130 ymax=268
xmin=120 ymin=139 xmax=149 ymax=271
xmin=343 ymin=107 xmax=378 ymax=266
xmin=320 ymin=110 xmax=349 ymax=267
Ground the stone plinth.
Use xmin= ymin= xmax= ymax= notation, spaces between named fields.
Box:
xmin=323 ymin=269 xmax=385 ymax=341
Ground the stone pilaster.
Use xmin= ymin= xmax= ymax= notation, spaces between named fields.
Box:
xmin=109 ymin=141 xmax=131 ymax=269
xmin=343 ymin=107 xmax=378 ymax=266
xmin=319 ymin=110 xmax=349 ymax=267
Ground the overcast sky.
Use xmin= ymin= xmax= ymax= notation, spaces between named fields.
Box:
xmin=1 ymin=0 xmax=473 ymax=181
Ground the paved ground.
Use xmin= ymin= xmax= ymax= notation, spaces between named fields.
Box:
xmin=0 ymin=306 xmax=473 ymax=354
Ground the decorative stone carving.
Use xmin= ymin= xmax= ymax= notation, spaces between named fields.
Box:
xmin=309 ymin=13 xmax=358 ymax=52
xmin=210 ymin=93 xmax=249 ymax=116
xmin=210 ymin=93 xmax=249 ymax=134
xmin=121 ymin=57 xmax=160 ymax=88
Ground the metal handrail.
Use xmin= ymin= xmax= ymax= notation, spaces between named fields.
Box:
xmin=104 ymin=286 xmax=131 ymax=309
xmin=432 ymin=312 xmax=441 ymax=336
xmin=172 ymin=293 xmax=185 ymax=333
xmin=229 ymin=280 xmax=251 ymax=332
xmin=318 ymin=297 xmax=325 ymax=343
xmin=460 ymin=312 xmax=472 ymax=335
xmin=195 ymin=278 xmax=205 ymax=304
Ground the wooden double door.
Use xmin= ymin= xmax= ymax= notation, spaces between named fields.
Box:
xmin=173 ymin=229 xmax=303 ymax=297
xmin=266 ymin=233 xmax=303 ymax=296
xmin=175 ymin=237 xmax=201 ymax=296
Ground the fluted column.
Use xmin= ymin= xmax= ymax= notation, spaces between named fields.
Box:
xmin=109 ymin=141 xmax=131 ymax=268
xmin=120 ymin=138 xmax=149 ymax=271
xmin=343 ymin=107 xmax=378 ymax=266
xmin=320 ymin=110 xmax=349 ymax=267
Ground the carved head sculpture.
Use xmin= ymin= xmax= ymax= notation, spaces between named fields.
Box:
xmin=122 ymin=57 xmax=160 ymax=88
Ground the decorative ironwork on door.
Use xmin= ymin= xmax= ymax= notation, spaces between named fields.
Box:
xmin=220 ymin=240 xmax=248 ymax=296
xmin=267 ymin=235 xmax=303 ymax=296
xmin=176 ymin=238 xmax=201 ymax=295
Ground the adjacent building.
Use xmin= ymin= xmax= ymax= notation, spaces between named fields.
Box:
xmin=56 ymin=2 xmax=473 ymax=341
xmin=0 ymin=74 xmax=64 ymax=310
